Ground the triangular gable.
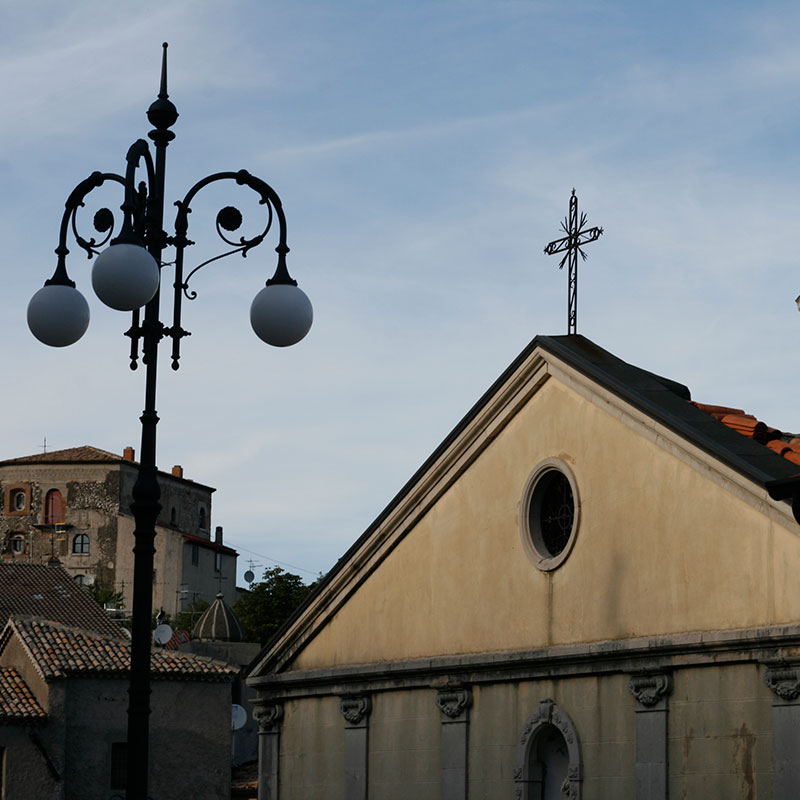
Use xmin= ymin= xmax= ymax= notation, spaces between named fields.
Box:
xmin=249 ymin=336 xmax=800 ymax=678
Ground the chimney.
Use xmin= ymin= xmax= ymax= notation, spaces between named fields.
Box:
xmin=214 ymin=525 xmax=223 ymax=544
xmin=172 ymin=465 xmax=183 ymax=478
xmin=123 ymin=446 xmax=135 ymax=462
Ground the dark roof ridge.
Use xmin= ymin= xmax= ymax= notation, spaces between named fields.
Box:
xmin=537 ymin=335 xmax=798 ymax=486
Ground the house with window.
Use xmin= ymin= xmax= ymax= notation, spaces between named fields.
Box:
xmin=0 ymin=446 xmax=238 ymax=617
xmin=0 ymin=614 xmax=236 ymax=800
xmin=248 ymin=335 xmax=800 ymax=799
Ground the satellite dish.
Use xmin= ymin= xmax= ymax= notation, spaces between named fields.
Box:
xmin=153 ymin=624 xmax=173 ymax=646
xmin=244 ymin=570 xmax=255 ymax=584
xmin=232 ymin=704 xmax=247 ymax=731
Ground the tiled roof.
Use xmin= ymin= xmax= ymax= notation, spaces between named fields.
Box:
xmin=2 ymin=617 xmax=237 ymax=682
xmin=162 ymin=629 xmax=191 ymax=650
xmin=0 ymin=563 xmax=124 ymax=637
xmin=0 ymin=445 xmax=216 ymax=491
xmin=692 ymin=403 xmax=800 ymax=467
xmin=0 ymin=445 xmax=122 ymax=465
xmin=0 ymin=666 xmax=46 ymax=723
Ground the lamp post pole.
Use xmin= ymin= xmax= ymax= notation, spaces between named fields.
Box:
xmin=27 ymin=44 xmax=313 ymax=800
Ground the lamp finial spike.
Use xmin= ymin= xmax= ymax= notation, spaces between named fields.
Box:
xmin=147 ymin=41 xmax=178 ymax=133
xmin=159 ymin=42 xmax=169 ymax=99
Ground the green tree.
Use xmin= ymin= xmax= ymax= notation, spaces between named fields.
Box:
xmin=86 ymin=581 xmax=124 ymax=610
xmin=233 ymin=567 xmax=314 ymax=644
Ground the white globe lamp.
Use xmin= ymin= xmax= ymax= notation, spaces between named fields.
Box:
xmin=250 ymin=283 xmax=313 ymax=347
xmin=27 ymin=284 xmax=90 ymax=347
xmin=92 ymin=243 xmax=160 ymax=311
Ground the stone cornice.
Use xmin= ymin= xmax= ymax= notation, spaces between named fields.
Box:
xmin=249 ymin=622 xmax=800 ymax=698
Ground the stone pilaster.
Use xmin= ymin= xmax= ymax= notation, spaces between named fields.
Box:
xmin=339 ymin=694 xmax=372 ymax=800
xmin=765 ymin=663 xmax=800 ymax=799
xmin=254 ymin=701 xmax=283 ymax=800
xmin=628 ymin=673 xmax=672 ymax=800
xmin=435 ymin=686 xmax=472 ymax=800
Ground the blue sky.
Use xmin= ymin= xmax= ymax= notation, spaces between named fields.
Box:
xmin=3 ymin=1 xmax=800 ymax=583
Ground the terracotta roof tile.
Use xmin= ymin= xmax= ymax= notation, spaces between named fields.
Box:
xmin=0 ymin=666 xmax=46 ymax=722
xmin=4 ymin=617 xmax=236 ymax=682
xmin=692 ymin=403 xmax=746 ymax=418
xmin=767 ymin=440 xmax=792 ymax=457
xmin=694 ymin=402 xmax=800 ymax=469
xmin=0 ymin=564 xmax=124 ymax=637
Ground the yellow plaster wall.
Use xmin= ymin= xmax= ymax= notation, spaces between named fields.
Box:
xmin=293 ymin=377 xmax=800 ymax=670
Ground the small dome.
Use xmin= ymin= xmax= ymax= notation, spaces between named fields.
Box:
xmin=191 ymin=593 xmax=245 ymax=642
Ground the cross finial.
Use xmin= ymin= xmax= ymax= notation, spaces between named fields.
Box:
xmin=544 ymin=190 xmax=603 ymax=334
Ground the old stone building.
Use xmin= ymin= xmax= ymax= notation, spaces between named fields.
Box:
xmin=248 ymin=335 xmax=800 ymax=799
xmin=0 ymin=446 xmax=238 ymax=617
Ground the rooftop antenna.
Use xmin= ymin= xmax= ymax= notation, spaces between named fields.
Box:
xmin=243 ymin=558 xmax=262 ymax=585
xmin=544 ymin=189 xmax=604 ymax=335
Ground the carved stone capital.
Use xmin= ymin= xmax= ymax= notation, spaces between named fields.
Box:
xmin=253 ymin=702 xmax=283 ymax=733
xmin=435 ymin=686 xmax=472 ymax=721
xmin=628 ymin=673 xmax=672 ymax=709
xmin=339 ymin=694 xmax=371 ymax=727
xmin=765 ymin=665 xmax=800 ymax=702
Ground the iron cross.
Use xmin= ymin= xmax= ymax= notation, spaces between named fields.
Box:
xmin=544 ymin=189 xmax=603 ymax=335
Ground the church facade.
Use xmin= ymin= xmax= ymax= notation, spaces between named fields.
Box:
xmin=248 ymin=335 xmax=800 ymax=799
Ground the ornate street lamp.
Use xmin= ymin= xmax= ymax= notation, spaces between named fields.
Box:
xmin=27 ymin=44 xmax=313 ymax=800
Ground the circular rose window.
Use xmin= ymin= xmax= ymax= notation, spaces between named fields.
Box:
xmin=519 ymin=459 xmax=580 ymax=570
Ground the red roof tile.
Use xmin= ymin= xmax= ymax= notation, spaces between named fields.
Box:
xmin=693 ymin=402 xmax=800 ymax=469
xmin=2 ymin=617 xmax=236 ymax=682
xmin=692 ymin=403 xmax=746 ymax=418
xmin=768 ymin=440 xmax=792 ymax=457
xmin=0 ymin=666 xmax=46 ymax=722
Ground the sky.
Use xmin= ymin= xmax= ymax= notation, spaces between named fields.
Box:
xmin=3 ymin=0 xmax=800 ymax=586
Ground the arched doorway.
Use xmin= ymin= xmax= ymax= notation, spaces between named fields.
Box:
xmin=514 ymin=699 xmax=582 ymax=799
